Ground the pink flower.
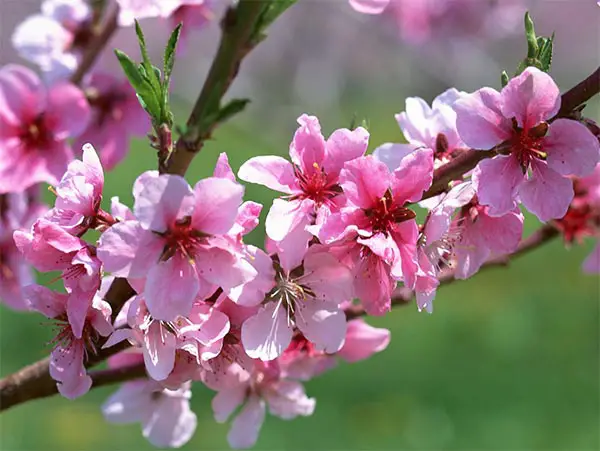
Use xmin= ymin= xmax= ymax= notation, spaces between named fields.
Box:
xmin=0 ymin=65 xmax=90 ymax=192
xmin=25 ymin=285 xmax=112 ymax=399
xmin=348 ymin=0 xmax=390 ymax=15
xmin=238 ymin=114 xmax=369 ymax=261
xmin=74 ymin=72 xmax=150 ymax=170
xmin=116 ymin=0 xmax=208 ymax=26
xmin=45 ymin=143 xmax=110 ymax=235
xmin=12 ymin=0 xmax=92 ymax=82
xmin=209 ymin=361 xmax=315 ymax=449
xmin=338 ymin=319 xmax=391 ymax=363
xmin=455 ymin=67 xmax=600 ymax=221
xmin=453 ymin=201 xmax=524 ymax=279
xmin=375 ymin=88 xmax=466 ymax=170
xmin=102 ymin=379 xmax=197 ymax=448
xmin=0 ymin=189 xmax=47 ymax=310
xmin=14 ymin=219 xmax=102 ymax=337
xmin=105 ymin=294 xmax=230 ymax=381
xmin=414 ymin=182 xmax=476 ymax=312
xmin=170 ymin=1 xmax=214 ymax=49
xmin=319 ymin=152 xmax=434 ymax=292
xmin=241 ymin=245 xmax=352 ymax=361
xmin=97 ymin=170 xmax=256 ymax=321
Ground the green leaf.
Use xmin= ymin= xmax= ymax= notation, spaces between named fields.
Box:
xmin=163 ymin=24 xmax=182 ymax=85
xmin=115 ymin=49 xmax=161 ymax=119
xmin=537 ymin=33 xmax=554 ymax=72
xmin=135 ymin=20 xmax=162 ymax=92
xmin=524 ymin=12 xmax=538 ymax=58
xmin=252 ymin=0 xmax=296 ymax=42
xmin=501 ymin=70 xmax=509 ymax=87
xmin=214 ymin=98 xmax=251 ymax=124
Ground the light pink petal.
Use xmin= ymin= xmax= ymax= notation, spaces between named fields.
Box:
xmin=110 ymin=196 xmax=135 ymax=221
xmin=324 ymin=126 xmax=369 ymax=176
xmin=357 ymin=233 xmax=398 ymax=269
xmin=145 ymin=254 xmax=199 ymax=321
xmin=271 ymin=213 xmax=314 ymax=273
xmin=500 ymin=67 xmax=560 ymax=129
xmin=133 ymin=171 xmax=194 ymax=233
xmin=102 ymin=328 xmax=135 ymax=349
xmin=265 ymin=198 xmax=314 ymax=242
xmin=50 ymin=341 xmax=92 ymax=399
xmin=143 ymin=321 xmax=176 ymax=381
xmin=238 ymin=156 xmax=297 ymax=194
xmin=391 ymin=148 xmax=434 ymax=203
xmin=545 ymin=119 xmax=600 ymax=177
xmin=183 ymin=304 xmax=230 ymax=345
xmin=415 ymin=252 xmax=439 ymax=313
xmin=296 ymin=298 xmax=346 ymax=354
xmin=241 ymin=303 xmax=293 ymax=361
xmin=264 ymin=380 xmax=316 ymax=419
xmin=195 ymin=245 xmax=258 ymax=291
xmin=520 ymin=160 xmax=574 ymax=222
xmin=373 ymin=143 xmax=416 ymax=172
xmin=583 ymin=243 xmax=600 ymax=274
xmin=230 ymin=201 xmax=263 ymax=236
xmin=454 ymin=87 xmax=513 ymax=149
xmin=212 ymin=385 xmax=248 ymax=423
xmin=454 ymin=231 xmax=491 ymax=280
xmin=46 ymin=82 xmax=90 ymax=138
xmin=302 ymin=246 xmax=354 ymax=303
xmin=97 ymin=221 xmax=163 ymax=278
xmin=213 ymin=152 xmax=236 ymax=181
xmin=102 ymin=382 xmax=153 ymax=423
xmin=340 ymin=156 xmax=391 ymax=209
xmin=396 ymin=96 xmax=435 ymax=146
xmin=349 ymin=0 xmax=390 ymax=14
xmin=192 ymin=177 xmax=244 ymax=234
xmin=424 ymin=182 xmax=475 ymax=243
xmin=227 ymin=395 xmax=266 ymax=449
xmin=23 ymin=284 xmax=67 ymax=318
xmin=338 ymin=319 xmax=390 ymax=362
xmin=142 ymin=393 xmax=197 ymax=448
xmin=473 ymin=154 xmax=524 ymax=217
xmin=227 ymin=246 xmax=276 ymax=307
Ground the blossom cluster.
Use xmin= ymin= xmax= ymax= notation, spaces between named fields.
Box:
xmin=1 ymin=1 xmax=600 ymax=449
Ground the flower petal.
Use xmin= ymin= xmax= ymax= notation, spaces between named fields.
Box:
xmin=241 ymin=303 xmax=292 ymax=361
xmin=227 ymin=395 xmax=266 ymax=449
xmin=338 ymin=319 xmax=390 ymax=362
xmin=545 ymin=119 xmax=600 ymax=177
xmin=473 ymin=154 xmax=524 ymax=217
xmin=238 ymin=155 xmax=296 ymax=194
xmin=296 ymin=298 xmax=346 ymax=354
xmin=192 ymin=177 xmax=244 ymax=235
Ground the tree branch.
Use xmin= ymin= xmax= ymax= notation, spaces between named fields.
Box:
xmin=345 ymin=224 xmax=561 ymax=320
xmin=70 ymin=5 xmax=119 ymax=85
xmin=419 ymin=65 xmax=600 ymax=202
xmin=164 ymin=0 xmax=267 ymax=176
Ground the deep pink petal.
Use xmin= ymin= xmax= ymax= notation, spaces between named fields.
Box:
xmin=192 ymin=177 xmax=244 ymax=235
xmin=46 ymin=82 xmax=90 ymax=138
xmin=289 ymin=114 xmax=327 ymax=174
xmin=0 ymin=65 xmax=44 ymax=124
xmin=97 ymin=221 xmax=163 ymax=278
xmin=454 ymin=87 xmax=512 ymax=149
xmin=473 ymin=154 xmax=524 ymax=217
xmin=145 ymin=254 xmax=199 ymax=321
xmin=338 ymin=319 xmax=390 ymax=362
xmin=391 ymin=148 xmax=434 ymax=203
xmin=545 ymin=119 xmax=600 ymax=177
xmin=238 ymin=156 xmax=297 ymax=194
xmin=520 ymin=160 xmax=574 ymax=222
xmin=340 ymin=156 xmax=391 ymax=209
xmin=324 ymin=126 xmax=369 ymax=176
xmin=500 ymin=67 xmax=560 ymax=129
xmin=241 ymin=303 xmax=293 ymax=361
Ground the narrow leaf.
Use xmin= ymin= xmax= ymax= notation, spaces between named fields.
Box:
xmin=164 ymin=24 xmax=183 ymax=85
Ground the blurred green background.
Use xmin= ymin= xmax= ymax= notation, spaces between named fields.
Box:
xmin=1 ymin=101 xmax=598 ymax=450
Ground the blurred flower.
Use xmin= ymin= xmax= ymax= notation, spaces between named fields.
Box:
xmin=0 ymin=65 xmax=90 ymax=193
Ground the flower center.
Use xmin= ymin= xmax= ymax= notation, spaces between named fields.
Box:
xmin=293 ymin=163 xmax=341 ymax=205
xmin=158 ymin=216 xmax=207 ymax=262
xmin=510 ymin=120 xmax=548 ymax=170
xmin=365 ymin=189 xmax=416 ymax=234
xmin=20 ymin=116 xmax=51 ymax=150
